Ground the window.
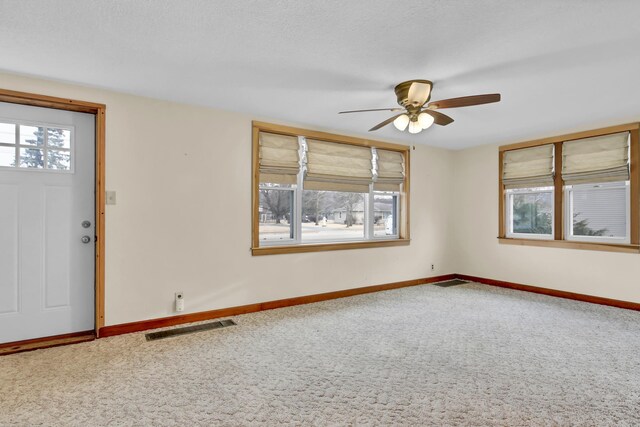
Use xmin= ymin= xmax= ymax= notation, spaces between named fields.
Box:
xmin=258 ymin=183 xmax=295 ymax=243
xmin=566 ymin=182 xmax=630 ymax=244
xmin=301 ymin=190 xmax=365 ymax=242
xmin=499 ymin=123 xmax=639 ymax=253
xmin=372 ymin=191 xmax=399 ymax=237
xmin=506 ymin=187 xmax=553 ymax=239
xmin=252 ymin=122 xmax=409 ymax=255
xmin=502 ymin=143 xmax=555 ymax=239
xmin=0 ymin=120 xmax=73 ymax=171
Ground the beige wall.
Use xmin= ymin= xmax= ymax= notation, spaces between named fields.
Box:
xmin=452 ymin=143 xmax=640 ymax=303
xmin=4 ymin=70 xmax=636 ymax=327
xmin=0 ymin=72 xmax=457 ymax=326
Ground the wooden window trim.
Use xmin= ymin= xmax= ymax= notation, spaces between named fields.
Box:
xmin=0 ymin=88 xmax=107 ymax=336
xmin=498 ymin=122 xmax=640 ymax=253
xmin=497 ymin=237 xmax=639 ymax=254
xmin=251 ymin=121 xmax=410 ymax=255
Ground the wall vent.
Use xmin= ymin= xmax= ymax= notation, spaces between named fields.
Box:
xmin=433 ymin=279 xmax=469 ymax=288
xmin=145 ymin=319 xmax=236 ymax=341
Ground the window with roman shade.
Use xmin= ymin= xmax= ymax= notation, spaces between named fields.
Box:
xmin=252 ymin=121 xmax=410 ymax=255
xmin=258 ymin=132 xmax=300 ymax=184
xmin=304 ymin=139 xmax=373 ymax=192
xmin=561 ymin=131 xmax=630 ymax=185
xmin=502 ymin=144 xmax=554 ymax=189
xmin=498 ymin=122 xmax=639 ymax=253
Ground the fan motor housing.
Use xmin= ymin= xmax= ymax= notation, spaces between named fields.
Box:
xmin=394 ymin=79 xmax=433 ymax=108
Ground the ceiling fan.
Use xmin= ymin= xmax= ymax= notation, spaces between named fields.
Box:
xmin=339 ymin=80 xmax=501 ymax=134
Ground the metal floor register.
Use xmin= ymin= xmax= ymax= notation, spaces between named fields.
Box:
xmin=145 ymin=319 xmax=236 ymax=341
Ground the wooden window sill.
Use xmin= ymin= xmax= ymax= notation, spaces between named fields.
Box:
xmin=498 ymin=237 xmax=640 ymax=254
xmin=252 ymin=239 xmax=410 ymax=256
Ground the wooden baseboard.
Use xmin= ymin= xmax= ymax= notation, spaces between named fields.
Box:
xmin=99 ymin=274 xmax=456 ymax=337
xmin=5 ymin=273 xmax=638 ymax=352
xmin=455 ymin=274 xmax=640 ymax=311
xmin=0 ymin=330 xmax=95 ymax=356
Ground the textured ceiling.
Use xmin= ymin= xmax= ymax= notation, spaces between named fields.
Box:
xmin=1 ymin=1 xmax=640 ymax=149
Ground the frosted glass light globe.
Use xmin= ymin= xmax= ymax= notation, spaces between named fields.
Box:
xmin=408 ymin=120 xmax=422 ymax=134
xmin=393 ymin=114 xmax=410 ymax=131
xmin=418 ymin=112 xmax=435 ymax=129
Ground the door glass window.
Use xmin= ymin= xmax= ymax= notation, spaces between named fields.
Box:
xmin=19 ymin=125 xmax=44 ymax=146
xmin=0 ymin=121 xmax=73 ymax=171
xmin=0 ymin=123 xmax=14 ymax=144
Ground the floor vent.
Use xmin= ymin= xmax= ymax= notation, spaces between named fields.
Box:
xmin=145 ymin=319 xmax=236 ymax=341
xmin=434 ymin=279 xmax=469 ymax=288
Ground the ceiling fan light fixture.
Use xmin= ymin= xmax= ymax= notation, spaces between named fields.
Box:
xmin=340 ymin=79 xmax=500 ymax=133
xmin=418 ymin=112 xmax=435 ymax=129
xmin=393 ymin=114 xmax=410 ymax=131
xmin=408 ymin=120 xmax=422 ymax=134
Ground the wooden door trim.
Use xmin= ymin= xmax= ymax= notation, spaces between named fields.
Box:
xmin=0 ymin=330 xmax=95 ymax=356
xmin=0 ymin=88 xmax=107 ymax=337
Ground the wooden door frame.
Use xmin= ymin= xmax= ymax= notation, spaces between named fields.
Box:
xmin=0 ymin=88 xmax=107 ymax=337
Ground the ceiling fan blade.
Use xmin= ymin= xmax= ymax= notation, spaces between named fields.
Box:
xmin=422 ymin=109 xmax=454 ymax=126
xmin=339 ymin=107 xmax=403 ymax=114
xmin=369 ymin=113 xmax=405 ymax=131
xmin=428 ymin=93 xmax=501 ymax=110
xmin=407 ymin=81 xmax=432 ymax=106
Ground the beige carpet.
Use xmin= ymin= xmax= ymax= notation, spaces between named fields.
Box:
xmin=1 ymin=282 xmax=640 ymax=426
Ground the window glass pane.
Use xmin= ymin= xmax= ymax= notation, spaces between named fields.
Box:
xmin=571 ymin=183 xmax=627 ymax=238
xmin=0 ymin=123 xmax=15 ymax=144
xmin=19 ymin=147 xmax=44 ymax=168
xmin=259 ymin=188 xmax=294 ymax=242
xmin=0 ymin=146 xmax=15 ymax=167
xmin=47 ymin=128 xmax=71 ymax=149
xmin=19 ymin=125 xmax=44 ymax=146
xmin=373 ymin=192 xmax=398 ymax=237
xmin=510 ymin=191 xmax=552 ymax=235
xmin=259 ymin=182 xmax=293 ymax=189
xmin=47 ymin=150 xmax=71 ymax=170
xmin=301 ymin=190 xmax=365 ymax=241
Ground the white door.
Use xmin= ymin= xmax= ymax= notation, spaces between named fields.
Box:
xmin=0 ymin=102 xmax=95 ymax=343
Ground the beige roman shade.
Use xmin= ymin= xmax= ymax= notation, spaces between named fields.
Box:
xmin=374 ymin=149 xmax=405 ymax=191
xmin=562 ymin=132 xmax=630 ymax=185
xmin=502 ymin=144 xmax=554 ymax=189
xmin=259 ymin=132 xmax=300 ymax=184
xmin=305 ymin=139 xmax=373 ymax=192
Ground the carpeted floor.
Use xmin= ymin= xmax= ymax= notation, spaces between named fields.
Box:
xmin=1 ymin=282 xmax=640 ymax=426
